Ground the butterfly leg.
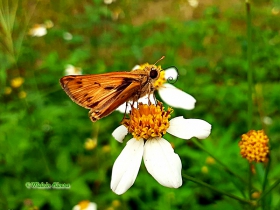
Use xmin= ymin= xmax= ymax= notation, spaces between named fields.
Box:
xmin=147 ymin=83 xmax=156 ymax=105
xmin=132 ymin=88 xmax=143 ymax=108
xmin=152 ymin=93 xmax=157 ymax=105
xmin=122 ymin=102 xmax=129 ymax=121
xmin=121 ymin=101 xmax=131 ymax=122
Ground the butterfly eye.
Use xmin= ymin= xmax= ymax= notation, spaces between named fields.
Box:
xmin=150 ymin=68 xmax=158 ymax=79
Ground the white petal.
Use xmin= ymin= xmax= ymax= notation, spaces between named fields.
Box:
xmin=72 ymin=202 xmax=97 ymax=210
xmin=263 ymin=116 xmax=272 ymax=125
xmin=116 ymin=102 xmax=132 ymax=113
xmin=164 ymin=67 xmax=179 ymax=81
xmin=63 ymin=32 xmax=73 ymax=40
xmin=72 ymin=205 xmax=79 ymax=210
xmin=29 ymin=25 xmax=47 ymax=37
xmin=64 ymin=65 xmax=75 ymax=75
xmin=132 ymin=65 xmax=140 ymax=70
xmin=116 ymin=95 xmax=156 ymax=114
xmin=158 ymin=83 xmax=196 ymax=110
xmin=188 ymin=0 xmax=199 ymax=8
xmin=64 ymin=64 xmax=82 ymax=75
xmin=111 ymin=138 xmax=144 ymax=195
xmin=138 ymin=94 xmax=156 ymax=104
xmin=104 ymin=0 xmax=113 ymax=4
xmin=87 ymin=202 xmax=97 ymax=210
xmin=112 ymin=125 xmax=128 ymax=143
xmin=167 ymin=117 xmax=211 ymax=139
xmin=143 ymin=137 xmax=182 ymax=188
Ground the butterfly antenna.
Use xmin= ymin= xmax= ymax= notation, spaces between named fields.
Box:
xmin=154 ymin=56 xmax=165 ymax=65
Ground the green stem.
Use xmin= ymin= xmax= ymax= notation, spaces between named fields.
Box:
xmin=248 ymin=162 xmax=252 ymax=200
xmin=182 ymin=174 xmax=254 ymax=205
xmin=246 ymin=0 xmax=253 ymax=203
xmin=246 ymin=0 xmax=253 ymax=130
xmin=257 ymin=178 xmax=280 ymax=203
xmin=260 ymin=157 xmax=271 ymax=209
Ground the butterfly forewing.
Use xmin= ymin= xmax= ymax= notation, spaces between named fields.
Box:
xmin=60 ymin=71 xmax=149 ymax=121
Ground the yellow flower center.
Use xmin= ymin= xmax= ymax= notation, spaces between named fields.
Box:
xmin=112 ymin=200 xmax=121 ymax=207
xmin=238 ymin=130 xmax=269 ymax=163
xmin=122 ymin=102 xmax=172 ymax=140
xmin=153 ymin=71 xmax=166 ymax=89
xmin=84 ymin=138 xmax=97 ymax=150
xmin=78 ymin=200 xmax=90 ymax=210
xmin=10 ymin=77 xmax=24 ymax=88
xmin=205 ymin=156 xmax=215 ymax=165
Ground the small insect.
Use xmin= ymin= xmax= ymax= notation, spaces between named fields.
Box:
xmin=60 ymin=57 xmax=164 ymax=122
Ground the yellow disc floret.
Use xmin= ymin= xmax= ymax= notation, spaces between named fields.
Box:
xmin=122 ymin=102 xmax=173 ymax=140
xmin=239 ymin=130 xmax=269 ymax=163
xmin=10 ymin=77 xmax=24 ymax=88
xmin=77 ymin=200 xmax=90 ymax=209
xmin=153 ymin=71 xmax=166 ymax=89
xmin=137 ymin=63 xmax=150 ymax=70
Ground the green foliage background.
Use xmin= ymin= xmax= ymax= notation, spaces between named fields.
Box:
xmin=1 ymin=0 xmax=280 ymax=209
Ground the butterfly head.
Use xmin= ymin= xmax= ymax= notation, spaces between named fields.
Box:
xmin=149 ymin=55 xmax=165 ymax=81
xmin=142 ymin=64 xmax=161 ymax=83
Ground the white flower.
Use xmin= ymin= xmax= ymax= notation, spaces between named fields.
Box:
xmin=188 ymin=0 xmax=199 ymax=8
xmin=116 ymin=65 xmax=196 ymax=113
xmin=73 ymin=201 xmax=97 ymax=210
xmin=262 ymin=116 xmax=272 ymax=125
xmin=28 ymin=20 xmax=53 ymax=37
xmin=63 ymin=32 xmax=73 ymax=40
xmin=64 ymin=64 xmax=82 ymax=75
xmin=28 ymin=24 xmax=47 ymax=37
xmin=104 ymin=0 xmax=115 ymax=4
xmin=111 ymin=103 xmax=211 ymax=195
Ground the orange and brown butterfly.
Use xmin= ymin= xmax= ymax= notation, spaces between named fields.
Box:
xmin=60 ymin=57 xmax=164 ymax=122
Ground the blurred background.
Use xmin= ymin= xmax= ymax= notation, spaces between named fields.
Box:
xmin=1 ymin=0 xmax=280 ymax=209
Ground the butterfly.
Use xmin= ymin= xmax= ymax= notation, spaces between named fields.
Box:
xmin=60 ymin=57 xmax=164 ymax=122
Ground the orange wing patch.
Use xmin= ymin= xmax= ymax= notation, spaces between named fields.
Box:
xmin=60 ymin=72 xmax=144 ymax=121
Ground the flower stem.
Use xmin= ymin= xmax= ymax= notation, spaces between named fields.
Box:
xmin=246 ymin=0 xmax=253 ymax=202
xmin=248 ymin=162 xmax=252 ymax=200
xmin=182 ymin=174 xmax=254 ymax=205
xmin=260 ymin=157 xmax=272 ymax=208
xmin=246 ymin=0 xmax=253 ymax=130
xmin=257 ymin=178 xmax=280 ymax=203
